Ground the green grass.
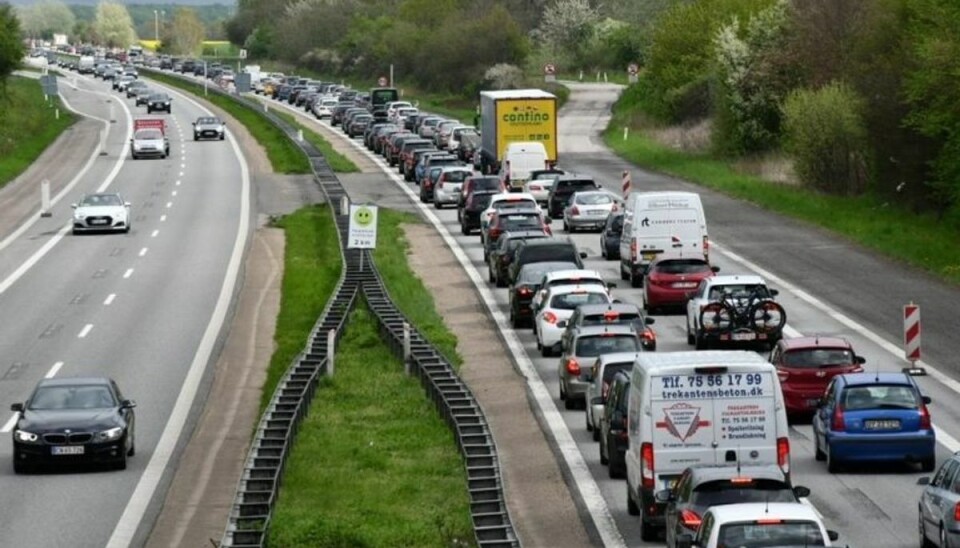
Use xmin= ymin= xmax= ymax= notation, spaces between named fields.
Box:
xmin=372 ymin=210 xmax=463 ymax=368
xmin=142 ymin=69 xmax=311 ymax=174
xmin=271 ymin=110 xmax=358 ymax=173
xmin=260 ymin=205 xmax=343 ymax=414
xmin=0 ymin=77 xmax=77 ymax=188
xmin=267 ymin=304 xmax=475 ymax=548
xmin=602 ymin=117 xmax=960 ymax=284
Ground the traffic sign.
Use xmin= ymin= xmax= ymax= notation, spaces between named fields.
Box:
xmin=377 ymin=76 xmax=388 ymax=86
xmin=621 ymin=170 xmax=632 ymax=197
xmin=239 ymin=48 xmax=247 ymax=59
xmin=544 ymin=63 xmax=556 ymax=75
xmin=347 ymin=205 xmax=379 ymax=249
xmin=904 ymin=303 xmax=921 ymax=362
xmin=627 ymin=63 xmax=639 ymax=75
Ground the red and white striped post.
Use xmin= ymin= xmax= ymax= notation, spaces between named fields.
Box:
xmin=904 ymin=303 xmax=921 ymax=362
xmin=621 ymin=170 xmax=631 ymax=198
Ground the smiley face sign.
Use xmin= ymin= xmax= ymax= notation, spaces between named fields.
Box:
xmin=348 ymin=204 xmax=379 ymax=249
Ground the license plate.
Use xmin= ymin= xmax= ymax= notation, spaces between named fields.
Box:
xmin=865 ymin=419 xmax=900 ymax=431
xmin=731 ymin=332 xmax=756 ymax=341
xmin=663 ymin=477 xmax=680 ymax=490
xmin=90 ymin=219 xmax=108 ymax=225
xmin=588 ymin=210 xmax=606 ymax=216
xmin=642 ymin=252 xmax=656 ymax=261
xmin=805 ymin=398 xmax=820 ymax=408
xmin=51 ymin=446 xmax=84 ymax=455
xmin=671 ymin=282 xmax=698 ymax=289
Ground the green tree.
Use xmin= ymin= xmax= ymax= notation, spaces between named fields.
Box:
xmin=0 ymin=2 xmax=24 ymax=93
xmin=536 ymin=0 xmax=600 ymax=65
xmin=163 ymin=8 xmax=204 ymax=56
xmin=17 ymin=0 xmax=74 ymax=40
xmin=94 ymin=0 xmax=136 ymax=49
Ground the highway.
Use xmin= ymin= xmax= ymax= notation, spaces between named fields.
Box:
xmin=255 ymin=82 xmax=960 ymax=547
xmin=0 ymin=67 xmax=250 ymax=547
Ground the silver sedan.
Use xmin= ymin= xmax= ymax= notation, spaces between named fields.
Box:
xmin=562 ymin=191 xmax=623 ymax=232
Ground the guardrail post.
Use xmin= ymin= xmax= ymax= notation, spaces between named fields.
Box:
xmin=40 ymin=179 xmax=52 ymax=218
xmin=403 ymin=322 xmax=411 ymax=375
xmin=327 ymin=329 xmax=336 ymax=376
xmin=340 ymin=196 xmax=349 ymax=216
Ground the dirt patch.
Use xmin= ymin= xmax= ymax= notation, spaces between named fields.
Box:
xmin=647 ymin=118 xmax=713 ymax=153
xmin=401 ymin=222 xmax=594 ymax=547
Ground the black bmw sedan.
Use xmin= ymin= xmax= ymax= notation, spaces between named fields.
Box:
xmin=10 ymin=376 xmax=136 ymax=473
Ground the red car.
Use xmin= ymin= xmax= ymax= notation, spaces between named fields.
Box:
xmin=769 ymin=336 xmax=865 ymax=415
xmin=642 ymin=254 xmax=718 ymax=313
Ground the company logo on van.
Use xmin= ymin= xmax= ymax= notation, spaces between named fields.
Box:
xmin=502 ymin=105 xmax=550 ymax=124
xmin=656 ymin=402 xmax=711 ymax=441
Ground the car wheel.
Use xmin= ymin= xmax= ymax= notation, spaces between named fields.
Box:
xmin=12 ymin=455 xmax=30 ymax=475
xmin=620 ymin=263 xmax=629 ymax=281
xmin=630 ymin=271 xmax=642 ymax=289
xmin=128 ymin=429 xmax=136 ymax=457
xmin=592 ymin=425 xmax=600 ymax=442
xmin=461 ymin=223 xmax=469 ymax=235
xmin=601 ymin=243 xmax=607 ymax=259
xmin=562 ymin=220 xmax=570 ymax=233
xmin=124 ymin=225 xmax=131 ymax=234
xmin=586 ymin=410 xmax=593 ymax=432
xmin=918 ymin=510 xmax=936 ymax=548
xmin=433 ymin=200 xmax=441 ymax=209
xmin=921 ymin=456 xmax=936 ymax=473
xmin=826 ymin=443 xmax=841 ymax=473
xmin=600 ymin=438 xmax=609 ymax=465
xmin=564 ymin=397 xmax=576 ymax=410
xmin=114 ymin=452 xmax=127 ymax=471
xmin=193 ymin=134 xmax=199 ymax=141
xmin=695 ymin=329 xmax=708 ymax=350
xmin=627 ymin=484 xmax=640 ymax=516
xmin=814 ymin=431 xmax=826 ymax=461
xmin=496 ymin=276 xmax=506 ymax=289
xmin=488 ymin=266 xmax=495 ymax=284
xmin=541 ymin=343 xmax=552 ymax=358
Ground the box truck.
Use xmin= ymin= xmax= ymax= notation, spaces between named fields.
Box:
xmin=476 ymin=89 xmax=557 ymax=177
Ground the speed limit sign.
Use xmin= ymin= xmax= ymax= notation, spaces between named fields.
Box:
xmin=377 ymin=76 xmax=388 ymax=86
xmin=627 ymin=63 xmax=639 ymax=75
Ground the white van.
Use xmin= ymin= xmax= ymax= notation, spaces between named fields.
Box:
xmin=619 ymin=191 xmax=709 ymax=288
xmin=625 ymin=351 xmax=790 ymax=541
xmin=500 ymin=141 xmax=549 ymax=191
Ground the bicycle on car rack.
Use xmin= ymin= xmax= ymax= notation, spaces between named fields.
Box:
xmin=698 ymin=287 xmax=787 ymax=348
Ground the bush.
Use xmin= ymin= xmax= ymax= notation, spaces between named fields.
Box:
xmin=782 ymin=82 xmax=868 ymax=195
xmin=484 ymin=63 xmax=524 ymax=90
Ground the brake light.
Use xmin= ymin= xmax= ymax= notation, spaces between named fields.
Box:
xmin=543 ymin=311 xmax=558 ymax=324
xmin=518 ymin=287 xmax=532 ymax=296
xmin=920 ymin=403 xmax=932 ymax=430
xmin=679 ymin=509 xmax=702 ymax=529
xmin=642 ymin=329 xmax=656 ymax=343
xmin=530 ymin=184 xmax=541 ymax=191
xmin=703 ymin=235 xmax=710 ymax=257
xmin=640 ymin=442 xmax=654 ymax=490
xmin=603 ymin=311 xmax=619 ymax=321
xmin=831 ymin=405 xmax=845 ymax=432
xmin=611 ymin=203 xmax=619 ymax=212
xmin=571 ymin=206 xmax=580 ymax=215
xmin=756 ymin=518 xmax=783 ymax=525
xmin=955 ymin=502 xmax=960 ymax=522
xmin=565 ymin=358 xmax=581 ymax=377
xmin=729 ymin=477 xmax=754 ymax=485
xmin=489 ymin=227 xmax=501 ymax=241
xmin=777 ymin=368 xmax=789 ymax=382
xmin=777 ymin=437 xmax=790 ymax=475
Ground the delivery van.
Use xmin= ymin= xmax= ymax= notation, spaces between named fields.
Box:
xmin=619 ymin=191 xmax=709 ymax=288
xmin=499 ymin=141 xmax=549 ymax=191
xmin=625 ymin=351 xmax=790 ymax=541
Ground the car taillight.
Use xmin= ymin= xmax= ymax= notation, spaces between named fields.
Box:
xmin=920 ymin=403 xmax=932 ymax=430
xmin=640 ymin=442 xmax=654 ymax=490
xmin=565 ymin=358 xmax=581 ymax=377
xmin=679 ymin=509 xmax=702 ymax=529
xmin=611 ymin=203 xmax=619 ymax=212
xmin=955 ymin=502 xmax=960 ymax=522
xmin=642 ymin=329 xmax=656 ymax=343
xmin=777 ymin=437 xmax=790 ymax=475
xmin=489 ymin=227 xmax=501 ymax=241
xmin=530 ymin=184 xmax=541 ymax=191
xmin=777 ymin=368 xmax=789 ymax=382
xmin=630 ymin=238 xmax=637 ymax=261
xmin=518 ymin=287 xmax=532 ymax=296
xmin=543 ymin=311 xmax=558 ymax=324
xmin=571 ymin=205 xmax=580 ymax=215
xmin=831 ymin=405 xmax=845 ymax=432
xmin=602 ymin=381 xmax=610 ymax=400
xmin=703 ymin=236 xmax=710 ymax=258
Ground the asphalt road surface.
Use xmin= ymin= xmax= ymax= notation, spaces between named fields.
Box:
xmin=256 ymin=81 xmax=960 ymax=548
xmin=0 ymin=68 xmax=250 ymax=547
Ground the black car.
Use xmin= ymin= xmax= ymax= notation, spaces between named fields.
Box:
xmin=10 ymin=376 xmax=136 ymax=473
xmin=600 ymin=212 xmax=624 ymax=260
xmin=599 ymin=371 xmax=630 ymax=478
xmin=146 ymin=93 xmax=172 ymax=114
xmin=509 ymin=261 xmax=579 ymax=328
xmin=656 ymin=464 xmax=810 ymax=548
xmin=488 ymin=230 xmax=550 ymax=287
xmin=547 ymin=175 xmax=601 ymax=219
xmin=460 ymin=190 xmax=498 ymax=235
xmin=457 ymin=132 xmax=481 ymax=163
xmin=507 ymin=237 xmax=587 ymax=286
xmin=459 ymin=175 xmax=503 ymax=210
xmin=484 ymin=208 xmax=549 ymax=262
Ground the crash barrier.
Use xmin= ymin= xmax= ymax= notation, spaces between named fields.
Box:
xmin=130 ymin=67 xmax=519 ymax=547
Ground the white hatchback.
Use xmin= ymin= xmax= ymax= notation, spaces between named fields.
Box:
xmin=534 ymin=285 xmax=612 ymax=354
xmin=677 ymin=502 xmax=838 ymax=548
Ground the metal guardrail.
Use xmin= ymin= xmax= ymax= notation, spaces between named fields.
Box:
xmin=134 ymin=67 xmax=518 ymax=547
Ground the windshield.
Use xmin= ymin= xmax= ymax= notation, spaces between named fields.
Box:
xmin=80 ymin=194 xmax=122 ymax=207
xmin=521 ymin=245 xmax=580 ymax=265
xmin=197 ymin=118 xmax=220 ymax=125
xmin=654 ymin=259 xmax=711 ymax=275
xmin=783 ymin=348 xmax=854 ymax=368
xmin=557 ymin=180 xmax=599 ymax=195
xmin=575 ymin=335 xmax=639 ymax=357
xmin=691 ymin=479 xmax=796 ymax=507
xmin=494 ymin=199 xmax=537 ymax=211
xmin=549 ymin=292 xmax=610 ymax=310
xmin=576 ymin=193 xmax=613 ymax=205
xmin=499 ymin=214 xmax=543 ymax=231
xmin=708 ymin=284 xmax=769 ymax=300
xmin=30 ymin=385 xmax=116 ymax=410
xmin=842 ymin=384 xmax=919 ymax=410
xmin=717 ymin=521 xmax=824 ymax=547
xmin=136 ymin=129 xmax=163 ymax=140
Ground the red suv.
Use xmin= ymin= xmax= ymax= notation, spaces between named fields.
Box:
xmin=769 ymin=336 xmax=865 ymax=415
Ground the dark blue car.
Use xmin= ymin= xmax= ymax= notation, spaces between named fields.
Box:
xmin=812 ymin=372 xmax=935 ymax=473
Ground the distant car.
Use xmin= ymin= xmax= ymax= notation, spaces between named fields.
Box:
xmin=562 ymin=190 xmax=621 ymax=232
xmin=558 ymin=301 xmax=656 ymax=354
xmin=483 ymin=209 xmax=551 ymax=262
xmin=133 ymin=87 xmax=153 ymax=105
xmin=130 ymin=126 xmax=169 ymax=160
xmin=643 ymin=254 xmax=719 ymax=313
xmin=657 ymin=464 xmax=811 ymax=548
xmin=488 ymin=230 xmax=549 ymax=287
xmin=919 ymin=451 xmax=960 ymax=548
xmin=675 ymin=502 xmax=838 ymax=548
xmin=192 ymin=116 xmax=225 ymax=141
xmin=769 ymin=336 xmax=865 ymax=415
xmin=146 ymin=93 xmax=172 ymax=114
xmin=812 ymin=372 xmax=935 ymax=473
xmin=523 ymin=169 xmax=565 ymax=205
xmin=126 ymin=81 xmax=148 ymax=99
xmin=432 ymin=167 xmax=472 ymax=209
xmin=546 ymin=175 xmax=601 ymax=220
xmin=533 ymin=284 xmax=612 ymax=358
xmin=71 ymin=193 xmax=131 ymax=234
xmin=313 ymin=97 xmax=338 ymax=119
xmin=113 ymin=74 xmax=135 ymax=91
xmin=600 ymin=212 xmax=623 ymax=260
xmin=10 ymin=376 xmax=136 ymax=473
xmin=599 ymin=370 xmax=630 ymax=478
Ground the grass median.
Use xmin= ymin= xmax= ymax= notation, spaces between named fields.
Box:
xmin=603 ymin=115 xmax=960 ymax=285
xmin=143 ymin=70 xmax=311 ymax=174
xmin=270 ymin=109 xmax=359 ymax=173
xmin=0 ymin=76 xmax=76 ymax=189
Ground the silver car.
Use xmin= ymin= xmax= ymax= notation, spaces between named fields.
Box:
xmin=557 ymin=324 xmax=641 ymax=410
xmin=72 ymin=193 xmax=131 ymax=234
xmin=585 ymin=352 xmax=639 ymax=441
xmin=919 ymin=453 xmax=960 ymax=547
xmin=192 ymin=116 xmax=225 ymax=141
xmin=432 ymin=166 xmax=472 ymax=209
xmin=562 ymin=190 xmax=622 ymax=232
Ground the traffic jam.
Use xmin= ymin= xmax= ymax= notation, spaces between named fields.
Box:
xmin=197 ymin=65 xmax=947 ymax=547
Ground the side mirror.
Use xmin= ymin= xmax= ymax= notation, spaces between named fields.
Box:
xmin=579 ymin=252 xmax=588 ymax=259
xmin=917 ymin=476 xmax=932 ymax=486
xmin=612 ymin=299 xmax=622 ymax=304
xmin=654 ymin=489 xmax=674 ymax=503
xmin=10 ymin=403 xmax=23 ymax=413
xmin=711 ymin=266 xmax=720 ymax=273
xmin=70 ymin=203 xmax=77 ymax=209
xmin=129 ymin=138 xmax=133 ymax=144
xmin=676 ymin=533 xmax=694 ymax=548
xmin=922 ymin=395 xmax=932 ymax=405
xmin=124 ymin=202 xmax=131 ymax=207
xmin=793 ymin=485 xmax=811 ymax=498
xmin=828 ymin=531 xmax=840 ymax=542
xmin=121 ymin=399 xmax=137 ymax=409
xmin=606 ymin=282 xmax=617 ymax=289
xmin=769 ymin=289 xmax=779 ymax=297
xmin=191 ymin=122 xmax=196 ymax=126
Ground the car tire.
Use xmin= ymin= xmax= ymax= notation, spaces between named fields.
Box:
xmin=921 ymin=457 xmax=936 ymax=473
xmin=433 ymin=200 xmax=441 ymax=209
xmin=586 ymin=411 xmax=593 ymax=432
xmin=564 ymin=397 xmax=576 ymax=410
xmin=826 ymin=444 xmax=841 ymax=473
xmin=128 ymin=429 xmax=135 ymax=457
xmin=600 ymin=439 xmax=609 ymax=465
xmin=592 ymin=425 xmax=600 ymax=442
xmin=695 ymin=330 xmax=708 ymax=351
xmin=601 ymin=243 xmax=607 ymax=259
xmin=114 ymin=453 xmax=127 ymax=471
xmin=12 ymin=455 xmax=30 ymax=475
xmin=814 ymin=432 xmax=826 ymax=461
xmin=620 ymin=263 xmax=629 ymax=281
xmin=631 ymin=271 xmax=642 ymax=289
xmin=686 ymin=320 xmax=696 ymax=345
xmin=461 ymin=223 xmax=469 ymax=235
xmin=563 ymin=220 xmax=570 ymax=233
xmin=541 ymin=344 xmax=552 ymax=358
xmin=488 ymin=266 xmax=495 ymax=284
xmin=193 ymin=134 xmax=199 ymax=141
xmin=496 ymin=276 xmax=506 ymax=289
xmin=640 ymin=515 xmax=658 ymax=542
xmin=627 ymin=485 xmax=640 ymax=516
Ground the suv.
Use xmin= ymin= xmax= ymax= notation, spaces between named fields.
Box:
xmin=556 ymin=325 xmax=641 ymax=409
xmin=508 ymin=237 xmax=586 ymax=286
xmin=146 ymin=93 xmax=172 ymax=114
xmin=657 ymin=464 xmax=811 ymax=548
xmin=459 ymin=176 xmax=503 ymax=210
xmin=483 ymin=209 xmax=550 ymax=262
xmin=459 ymin=190 xmax=498 ymax=235
xmin=770 ymin=336 xmax=865 ymax=415
xmin=685 ymin=275 xmax=784 ymax=350
xmin=546 ymin=175 xmax=601 ymax=219
xmin=599 ymin=371 xmax=631 ymax=478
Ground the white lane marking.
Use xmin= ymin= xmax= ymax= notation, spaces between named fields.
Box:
xmin=123 ymin=268 xmax=134 ymax=279
xmin=171 ymin=190 xmax=178 ymax=197
xmin=178 ymin=171 xmax=184 ymax=177
xmin=160 ymin=215 xmax=167 ymax=222
xmin=139 ymin=247 xmax=148 ymax=257
xmin=166 ymin=202 xmax=173 ymax=209
xmin=719 ymin=245 xmax=960 ymax=453
xmin=0 ymin=414 xmax=17 ymax=433
xmin=0 ymin=223 xmax=71 ymax=295
xmin=106 ymin=79 xmax=252 ymax=548
xmin=77 ymin=324 xmax=93 ymax=338
xmin=313 ymin=106 xmax=628 ymax=547
xmin=151 ymin=230 xmax=159 ymax=238
xmin=104 ymin=293 xmax=116 ymax=305
xmin=175 ymin=180 xmax=181 ymax=186
xmin=45 ymin=361 xmax=64 ymax=378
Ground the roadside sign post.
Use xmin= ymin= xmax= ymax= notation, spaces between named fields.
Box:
xmin=40 ymin=179 xmax=52 ymax=218
xmin=347 ymin=204 xmax=379 ymax=272
xmin=544 ymin=63 xmax=556 ymax=83
xmin=403 ymin=321 xmax=411 ymax=375
xmin=903 ymin=303 xmax=925 ymax=375
xmin=377 ymin=76 xmax=388 ymax=87
xmin=628 ymin=63 xmax=639 ymax=84
xmin=327 ymin=329 xmax=336 ymax=376
xmin=621 ymin=170 xmax=632 ymax=197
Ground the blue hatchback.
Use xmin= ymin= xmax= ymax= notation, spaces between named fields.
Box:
xmin=812 ymin=372 xmax=935 ymax=473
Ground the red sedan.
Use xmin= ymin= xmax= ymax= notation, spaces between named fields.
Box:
xmin=642 ymin=254 xmax=718 ymax=313
xmin=769 ymin=336 xmax=865 ymax=416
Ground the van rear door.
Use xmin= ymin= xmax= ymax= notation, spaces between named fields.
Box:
xmin=633 ymin=207 xmax=704 ymax=259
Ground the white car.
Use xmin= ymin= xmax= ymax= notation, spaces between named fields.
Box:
xmin=313 ymin=98 xmax=338 ymax=119
xmin=533 ymin=285 xmax=612 ymax=355
xmin=393 ymin=107 xmax=419 ymax=125
xmin=523 ymin=172 xmax=562 ymax=205
xmin=72 ymin=193 xmax=131 ymax=234
xmin=531 ymin=269 xmax=607 ymax=310
xmin=385 ymin=101 xmax=413 ymax=120
xmin=676 ymin=502 xmax=838 ymax=548
xmin=479 ymin=193 xmax=541 ymax=241
xmin=685 ymin=274 xmax=780 ymax=350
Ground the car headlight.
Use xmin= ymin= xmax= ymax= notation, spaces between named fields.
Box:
xmin=14 ymin=430 xmax=39 ymax=443
xmin=74 ymin=212 xmax=85 ymax=220
xmin=97 ymin=427 xmax=124 ymax=441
